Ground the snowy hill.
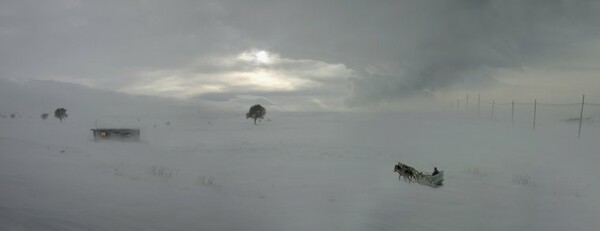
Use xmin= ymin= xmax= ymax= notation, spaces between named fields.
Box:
xmin=1 ymin=80 xmax=600 ymax=230
xmin=0 ymin=79 xmax=188 ymax=118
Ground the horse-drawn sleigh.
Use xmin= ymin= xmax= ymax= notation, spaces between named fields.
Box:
xmin=394 ymin=162 xmax=444 ymax=187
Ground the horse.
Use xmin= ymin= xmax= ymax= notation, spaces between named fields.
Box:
xmin=394 ymin=163 xmax=417 ymax=182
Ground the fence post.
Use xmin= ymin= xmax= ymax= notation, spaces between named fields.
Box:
xmin=533 ymin=99 xmax=537 ymax=131
xmin=578 ymin=94 xmax=585 ymax=138
xmin=478 ymin=94 xmax=481 ymax=116
xmin=491 ymin=100 xmax=495 ymax=120
xmin=511 ymin=101 xmax=514 ymax=125
xmin=457 ymin=99 xmax=459 ymax=111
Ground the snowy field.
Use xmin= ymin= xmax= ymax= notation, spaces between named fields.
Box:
xmin=1 ymin=109 xmax=600 ymax=231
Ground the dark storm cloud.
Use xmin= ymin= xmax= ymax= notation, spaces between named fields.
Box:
xmin=212 ymin=0 xmax=600 ymax=105
xmin=364 ymin=0 xmax=600 ymax=105
xmin=1 ymin=0 xmax=599 ymax=107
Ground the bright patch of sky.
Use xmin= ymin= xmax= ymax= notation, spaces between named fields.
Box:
xmin=119 ymin=50 xmax=353 ymax=109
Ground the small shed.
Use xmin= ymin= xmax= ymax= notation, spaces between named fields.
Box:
xmin=91 ymin=128 xmax=140 ymax=142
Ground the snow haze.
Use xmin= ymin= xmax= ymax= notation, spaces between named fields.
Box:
xmin=2 ymin=1 xmax=600 ymax=230
xmin=2 ymin=78 xmax=600 ymax=230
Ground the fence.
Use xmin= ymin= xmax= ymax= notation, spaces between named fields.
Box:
xmin=450 ymin=94 xmax=600 ymax=138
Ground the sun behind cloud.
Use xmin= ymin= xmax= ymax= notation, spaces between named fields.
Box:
xmin=255 ymin=51 xmax=271 ymax=64
xmin=122 ymin=49 xmax=353 ymax=109
xmin=238 ymin=50 xmax=275 ymax=65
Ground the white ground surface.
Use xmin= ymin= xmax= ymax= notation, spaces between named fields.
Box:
xmin=1 ymin=110 xmax=600 ymax=231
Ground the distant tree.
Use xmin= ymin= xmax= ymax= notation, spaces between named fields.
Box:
xmin=10 ymin=113 xmax=16 ymax=119
xmin=54 ymin=108 xmax=68 ymax=123
xmin=246 ymin=104 xmax=266 ymax=125
xmin=41 ymin=113 xmax=49 ymax=120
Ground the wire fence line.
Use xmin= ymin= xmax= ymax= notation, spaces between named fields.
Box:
xmin=459 ymin=99 xmax=592 ymax=106
xmin=449 ymin=94 xmax=599 ymax=138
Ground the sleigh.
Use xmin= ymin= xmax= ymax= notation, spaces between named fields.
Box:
xmin=394 ymin=162 xmax=443 ymax=187
xmin=416 ymin=171 xmax=444 ymax=187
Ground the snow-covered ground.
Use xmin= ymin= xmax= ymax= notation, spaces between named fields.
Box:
xmin=1 ymin=107 xmax=599 ymax=231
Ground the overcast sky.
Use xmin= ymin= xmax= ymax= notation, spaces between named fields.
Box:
xmin=2 ymin=0 xmax=600 ymax=110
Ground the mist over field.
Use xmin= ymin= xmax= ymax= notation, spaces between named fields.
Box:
xmin=1 ymin=79 xmax=599 ymax=230
xmin=2 ymin=1 xmax=600 ymax=230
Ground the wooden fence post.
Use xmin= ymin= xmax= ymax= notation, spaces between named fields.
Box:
xmin=478 ymin=94 xmax=480 ymax=116
xmin=511 ymin=101 xmax=514 ymax=125
xmin=578 ymin=94 xmax=585 ymax=138
xmin=457 ymin=99 xmax=459 ymax=111
xmin=491 ymin=100 xmax=495 ymax=120
xmin=533 ymin=99 xmax=537 ymax=131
